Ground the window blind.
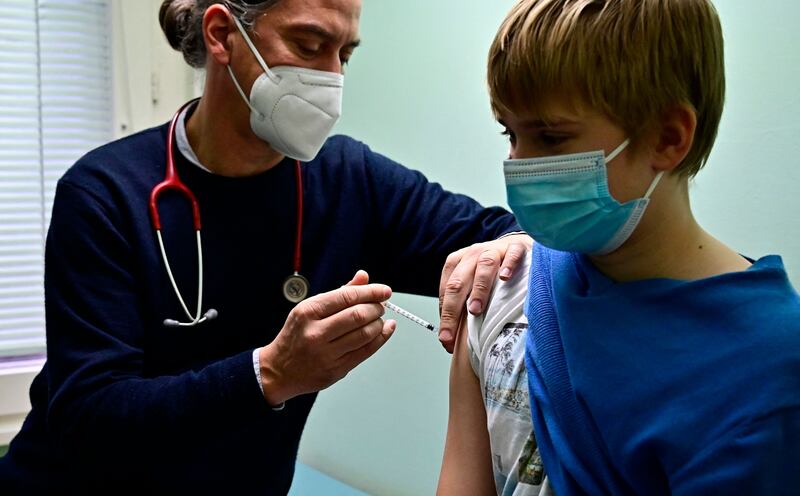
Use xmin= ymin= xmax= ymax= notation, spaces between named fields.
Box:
xmin=0 ymin=0 xmax=112 ymax=359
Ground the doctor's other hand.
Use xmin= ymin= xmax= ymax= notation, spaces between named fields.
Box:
xmin=438 ymin=234 xmax=532 ymax=353
xmin=258 ymin=274 xmax=396 ymax=406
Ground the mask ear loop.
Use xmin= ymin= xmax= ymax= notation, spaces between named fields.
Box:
xmin=605 ymin=139 xmax=631 ymax=163
xmin=226 ymin=65 xmax=265 ymax=119
xmin=643 ymin=171 xmax=665 ymax=199
xmin=606 ymin=139 xmax=666 ymax=200
xmin=605 ymin=138 xmax=665 ymax=200
xmin=226 ymin=15 xmax=279 ymax=120
xmin=231 ymin=16 xmax=280 ymax=84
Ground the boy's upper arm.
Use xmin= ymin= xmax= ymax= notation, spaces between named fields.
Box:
xmin=438 ymin=314 xmax=496 ymax=496
xmin=672 ymin=408 xmax=800 ymax=495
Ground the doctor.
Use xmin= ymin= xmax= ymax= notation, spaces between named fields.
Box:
xmin=0 ymin=0 xmax=529 ymax=493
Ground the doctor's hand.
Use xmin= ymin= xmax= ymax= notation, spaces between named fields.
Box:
xmin=438 ymin=234 xmax=532 ymax=353
xmin=258 ymin=272 xmax=396 ymax=406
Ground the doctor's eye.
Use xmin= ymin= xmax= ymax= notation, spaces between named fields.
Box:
xmin=294 ymin=42 xmax=322 ymax=58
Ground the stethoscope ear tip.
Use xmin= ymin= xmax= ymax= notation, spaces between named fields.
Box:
xmin=163 ymin=319 xmax=180 ymax=328
xmin=204 ymin=308 xmax=219 ymax=320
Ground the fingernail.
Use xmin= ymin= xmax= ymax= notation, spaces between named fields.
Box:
xmin=500 ymin=268 xmax=512 ymax=279
xmin=468 ymin=299 xmax=483 ymax=314
xmin=439 ymin=330 xmax=452 ymax=342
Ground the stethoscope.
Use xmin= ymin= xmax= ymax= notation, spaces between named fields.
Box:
xmin=150 ymin=100 xmax=309 ymax=328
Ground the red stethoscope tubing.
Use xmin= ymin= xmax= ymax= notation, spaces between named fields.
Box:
xmin=151 ymin=100 xmax=304 ymax=326
xmin=149 ymin=100 xmax=202 ymax=231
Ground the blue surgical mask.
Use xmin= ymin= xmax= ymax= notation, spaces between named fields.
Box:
xmin=503 ymin=140 xmax=665 ymax=255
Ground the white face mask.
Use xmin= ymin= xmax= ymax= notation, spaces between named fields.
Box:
xmin=227 ymin=16 xmax=344 ymax=162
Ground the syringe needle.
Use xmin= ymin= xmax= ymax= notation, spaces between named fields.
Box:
xmin=383 ymin=301 xmax=437 ymax=333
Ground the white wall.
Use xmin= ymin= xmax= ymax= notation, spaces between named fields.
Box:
xmin=1 ymin=0 xmax=195 ymax=449
xmin=111 ymin=0 xmax=195 ymax=138
xmin=298 ymin=1 xmax=800 ymax=495
xmin=691 ymin=1 xmax=800 ymax=281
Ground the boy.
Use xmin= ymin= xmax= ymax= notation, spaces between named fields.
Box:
xmin=439 ymin=0 xmax=800 ymax=494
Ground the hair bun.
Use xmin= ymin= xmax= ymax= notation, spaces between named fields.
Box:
xmin=159 ymin=0 xmax=196 ymax=51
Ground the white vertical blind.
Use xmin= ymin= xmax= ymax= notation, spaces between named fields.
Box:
xmin=0 ymin=0 xmax=111 ymax=358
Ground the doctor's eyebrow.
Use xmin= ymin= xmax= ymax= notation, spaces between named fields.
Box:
xmin=287 ymin=22 xmax=361 ymax=49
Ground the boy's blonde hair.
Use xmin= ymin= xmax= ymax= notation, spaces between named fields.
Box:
xmin=488 ymin=0 xmax=725 ymax=176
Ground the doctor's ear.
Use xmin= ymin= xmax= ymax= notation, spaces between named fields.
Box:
xmin=203 ymin=4 xmax=238 ymax=66
xmin=649 ymin=103 xmax=698 ymax=173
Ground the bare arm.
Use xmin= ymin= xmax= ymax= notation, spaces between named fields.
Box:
xmin=437 ymin=316 xmax=496 ymax=495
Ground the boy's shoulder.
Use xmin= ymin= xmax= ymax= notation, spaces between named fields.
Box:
xmin=466 ymin=253 xmax=531 ymax=367
xmin=725 ymin=255 xmax=800 ymax=331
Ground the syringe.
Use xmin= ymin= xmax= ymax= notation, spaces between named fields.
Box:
xmin=383 ymin=301 xmax=437 ymax=333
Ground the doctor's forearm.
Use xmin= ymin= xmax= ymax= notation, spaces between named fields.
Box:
xmin=47 ymin=349 xmax=282 ymax=451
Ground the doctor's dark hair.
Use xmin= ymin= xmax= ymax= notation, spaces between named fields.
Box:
xmin=159 ymin=0 xmax=280 ymax=68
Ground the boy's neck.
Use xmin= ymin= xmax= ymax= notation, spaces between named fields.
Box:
xmin=588 ymin=180 xmax=751 ymax=283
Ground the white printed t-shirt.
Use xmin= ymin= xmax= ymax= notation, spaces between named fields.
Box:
xmin=467 ymin=254 xmax=553 ymax=496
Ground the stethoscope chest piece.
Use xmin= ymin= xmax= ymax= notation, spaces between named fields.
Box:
xmin=157 ymin=101 xmax=312 ymax=321
xmin=283 ymin=273 xmax=310 ymax=304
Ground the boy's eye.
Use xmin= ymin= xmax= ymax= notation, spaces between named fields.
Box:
xmin=501 ymin=128 xmax=517 ymax=146
xmin=540 ymin=132 xmax=567 ymax=146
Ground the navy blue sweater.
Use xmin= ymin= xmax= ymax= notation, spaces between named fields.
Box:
xmin=0 ymin=124 xmax=518 ymax=493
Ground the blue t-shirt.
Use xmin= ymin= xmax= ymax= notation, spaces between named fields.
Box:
xmin=525 ymin=245 xmax=800 ymax=495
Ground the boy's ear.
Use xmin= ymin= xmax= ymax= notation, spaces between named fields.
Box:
xmin=651 ymin=104 xmax=697 ymax=172
xmin=203 ymin=4 xmax=237 ymax=67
